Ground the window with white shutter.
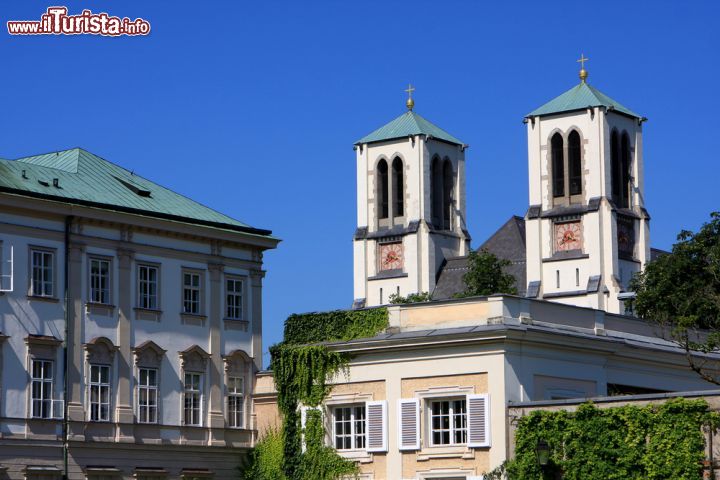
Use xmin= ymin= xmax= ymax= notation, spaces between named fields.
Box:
xmin=466 ymin=393 xmax=490 ymax=448
xmin=398 ymin=398 xmax=420 ymax=450
xmin=365 ymin=400 xmax=387 ymax=452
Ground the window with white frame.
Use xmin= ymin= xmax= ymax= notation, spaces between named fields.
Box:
xmin=429 ymin=398 xmax=467 ymax=446
xmin=30 ymin=249 xmax=54 ymax=297
xmin=137 ymin=264 xmax=159 ymax=309
xmin=31 ymin=359 xmax=53 ymax=418
xmin=89 ymin=364 xmax=111 ymax=421
xmin=182 ymin=272 xmax=202 ymax=315
xmin=227 ymin=376 xmax=244 ymax=428
xmin=89 ymin=257 xmax=111 ymax=304
xmin=332 ymin=404 xmax=366 ymax=450
xmin=225 ymin=278 xmax=243 ymax=320
xmin=183 ymin=372 xmax=202 ymax=426
xmin=138 ymin=368 xmax=158 ymax=424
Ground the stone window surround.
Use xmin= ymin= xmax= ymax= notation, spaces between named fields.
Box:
xmin=223 ymin=274 xmax=248 ymax=324
xmin=25 ymin=335 xmax=62 ymax=420
xmin=180 ymin=267 xmax=206 ymax=320
xmin=179 ymin=345 xmax=209 ymax=427
xmin=372 ymin=153 xmax=407 ymax=229
xmin=416 ymin=468 xmax=476 ymax=479
xmin=546 ymin=127 xmax=587 ymax=208
xmin=413 ymin=384 xmax=476 ymax=459
xmin=430 ymin=154 xmax=456 ymax=232
xmin=84 ymin=337 xmax=117 ymax=423
xmin=610 ymin=127 xmax=635 ymax=209
xmin=223 ymin=349 xmax=252 ymax=429
xmin=28 ymin=245 xmax=58 ymax=300
xmin=87 ymin=254 xmax=114 ymax=307
xmin=133 ymin=340 xmax=166 ymax=424
xmin=136 ymin=261 xmax=161 ymax=312
xmin=323 ymin=391 xmax=375 ymax=463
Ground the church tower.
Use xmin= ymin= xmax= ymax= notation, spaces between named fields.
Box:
xmin=353 ymin=87 xmax=470 ymax=308
xmin=524 ymin=57 xmax=651 ymax=314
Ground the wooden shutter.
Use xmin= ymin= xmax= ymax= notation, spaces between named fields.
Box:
xmin=467 ymin=393 xmax=490 ymax=448
xmin=365 ymin=400 xmax=387 ymax=452
xmin=398 ymin=398 xmax=420 ymax=450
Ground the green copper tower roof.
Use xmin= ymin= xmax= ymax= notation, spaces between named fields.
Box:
xmin=356 ymin=111 xmax=463 ymax=146
xmin=527 ymin=82 xmax=642 ymax=119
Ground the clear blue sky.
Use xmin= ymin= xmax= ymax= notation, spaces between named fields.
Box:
xmin=2 ymin=1 xmax=718 ymax=366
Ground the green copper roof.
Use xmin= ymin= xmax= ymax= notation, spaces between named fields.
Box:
xmin=0 ymin=148 xmax=273 ymax=237
xmin=356 ymin=111 xmax=463 ymax=146
xmin=527 ymin=82 xmax=641 ymax=119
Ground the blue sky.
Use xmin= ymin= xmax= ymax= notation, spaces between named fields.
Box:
xmin=2 ymin=1 xmax=718 ymax=365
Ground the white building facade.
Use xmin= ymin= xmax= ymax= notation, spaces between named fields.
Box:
xmin=0 ymin=148 xmax=278 ymax=480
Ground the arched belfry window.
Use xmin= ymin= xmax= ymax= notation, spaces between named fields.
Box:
xmin=392 ymin=157 xmax=404 ymax=218
xmin=620 ymin=132 xmax=631 ymax=208
xmin=610 ymin=130 xmax=620 ymax=205
xmin=442 ymin=160 xmax=454 ymax=230
xmin=377 ymin=159 xmax=389 ymax=220
xmin=431 ymin=157 xmax=443 ymax=228
xmin=551 ymin=133 xmax=564 ymax=198
xmin=568 ymin=131 xmax=582 ymax=196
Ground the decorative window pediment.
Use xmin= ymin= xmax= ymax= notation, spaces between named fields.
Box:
xmin=25 ymin=334 xmax=61 ymax=360
xmin=222 ymin=349 xmax=251 ymax=377
xmin=84 ymin=337 xmax=118 ymax=365
xmin=133 ymin=340 xmax=167 ymax=368
xmin=179 ymin=345 xmax=210 ymax=372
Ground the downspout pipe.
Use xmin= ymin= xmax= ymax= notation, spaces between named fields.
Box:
xmin=62 ymin=215 xmax=72 ymax=480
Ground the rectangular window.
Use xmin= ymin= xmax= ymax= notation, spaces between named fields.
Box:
xmin=183 ymin=373 xmax=202 ymax=426
xmin=89 ymin=364 xmax=111 ymax=421
xmin=183 ymin=272 xmax=201 ymax=315
xmin=138 ymin=264 xmax=159 ymax=309
xmin=429 ymin=398 xmax=467 ymax=446
xmin=333 ymin=405 xmax=366 ymax=450
xmin=30 ymin=249 xmax=54 ymax=297
xmin=31 ymin=360 xmax=53 ymax=418
xmin=89 ymin=258 xmax=111 ymax=304
xmin=138 ymin=368 xmax=158 ymax=424
xmin=227 ymin=376 xmax=244 ymax=428
xmin=225 ymin=278 xmax=243 ymax=320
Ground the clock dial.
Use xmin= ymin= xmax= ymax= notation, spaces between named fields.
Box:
xmin=617 ymin=218 xmax=635 ymax=256
xmin=379 ymin=243 xmax=404 ymax=271
xmin=555 ymin=221 xmax=582 ymax=252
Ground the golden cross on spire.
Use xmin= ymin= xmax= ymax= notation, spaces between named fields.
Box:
xmin=405 ymin=83 xmax=415 ymax=111
xmin=577 ymin=54 xmax=589 ymax=83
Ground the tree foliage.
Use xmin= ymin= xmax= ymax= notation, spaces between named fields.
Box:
xmin=389 ymin=291 xmax=432 ymax=304
xmin=490 ymin=398 xmax=719 ymax=480
xmin=457 ymin=248 xmax=518 ymax=298
xmin=630 ymin=212 xmax=720 ymax=384
xmin=239 ymin=427 xmax=286 ymax=480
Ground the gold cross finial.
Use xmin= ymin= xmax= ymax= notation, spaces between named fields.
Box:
xmin=405 ymin=83 xmax=415 ymax=111
xmin=577 ymin=54 xmax=589 ymax=83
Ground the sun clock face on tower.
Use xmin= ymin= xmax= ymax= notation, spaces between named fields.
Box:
xmin=379 ymin=242 xmax=404 ymax=271
xmin=555 ymin=221 xmax=583 ymax=252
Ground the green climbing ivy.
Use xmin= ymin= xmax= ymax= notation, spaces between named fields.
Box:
xmin=241 ymin=307 xmax=389 ymax=480
xmin=490 ymin=398 xmax=720 ymax=480
xmin=282 ymin=307 xmax=389 ymax=346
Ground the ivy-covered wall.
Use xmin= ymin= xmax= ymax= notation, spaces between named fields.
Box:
xmin=242 ymin=307 xmax=389 ymax=480
xmin=500 ymin=398 xmax=719 ymax=480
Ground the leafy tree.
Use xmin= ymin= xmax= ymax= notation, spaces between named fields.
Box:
xmin=239 ymin=427 xmax=286 ymax=480
xmin=389 ymin=291 xmax=432 ymax=304
xmin=630 ymin=212 xmax=720 ymax=384
xmin=456 ymin=248 xmax=518 ymax=298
